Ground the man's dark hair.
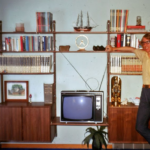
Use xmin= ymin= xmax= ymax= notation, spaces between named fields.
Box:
xmin=142 ymin=33 xmax=150 ymax=40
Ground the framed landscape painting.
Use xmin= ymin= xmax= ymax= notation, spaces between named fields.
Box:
xmin=5 ymin=81 xmax=29 ymax=102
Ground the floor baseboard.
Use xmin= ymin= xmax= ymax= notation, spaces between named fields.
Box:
xmin=1 ymin=143 xmax=112 ymax=149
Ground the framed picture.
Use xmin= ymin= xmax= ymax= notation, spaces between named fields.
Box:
xmin=5 ymin=81 xmax=29 ymax=102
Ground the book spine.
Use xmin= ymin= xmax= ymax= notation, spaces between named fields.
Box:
xmin=110 ymin=9 xmax=113 ymax=32
xmin=117 ymin=34 xmax=121 ymax=47
xmin=36 ymin=12 xmax=38 ymax=32
xmin=116 ymin=10 xmax=119 ymax=32
xmin=39 ymin=12 xmax=42 ymax=32
xmin=5 ymin=37 xmax=9 ymax=51
xmin=124 ymin=10 xmax=129 ymax=32
xmin=118 ymin=10 xmax=121 ymax=32
xmin=126 ymin=35 xmax=131 ymax=47
xmin=8 ymin=37 xmax=12 ymax=51
xmin=34 ymin=36 xmax=38 ymax=51
xmin=20 ymin=36 xmax=23 ymax=51
xmin=33 ymin=36 xmax=34 ymax=51
xmin=121 ymin=34 xmax=124 ymax=47
xmin=44 ymin=83 xmax=53 ymax=104
xmin=113 ymin=10 xmax=116 ymax=32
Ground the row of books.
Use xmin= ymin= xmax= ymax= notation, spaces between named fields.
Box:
xmin=110 ymin=9 xmax=129 ymax=32
xmin=36 ymin=12 xmax=53 ymax=32
xmin=0 ymin=55 xmax=52 ymax=73
xmin=110 ymin=55 xmax=142 ymax=74
xmin=3 ymin=36 xmax=54 ymax=52
xmin=110 ymin=34 xmax=140 ymax=48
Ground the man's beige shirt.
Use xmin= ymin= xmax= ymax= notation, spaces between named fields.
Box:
xmin=134 ymin=49 xmax=150 ymax=85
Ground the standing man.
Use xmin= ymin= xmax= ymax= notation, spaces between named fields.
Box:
xmin=105 ymin=33 xmax=150 ymax=143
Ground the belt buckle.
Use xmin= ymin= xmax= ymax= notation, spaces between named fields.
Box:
xmin=143 ymin=85 xmax=150 ymax=88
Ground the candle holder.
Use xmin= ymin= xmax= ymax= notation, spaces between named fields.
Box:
xmin=29 ymin=94 xmax=32 ymax=103
xmin=136 ymin=16 xmax=141 ymax=26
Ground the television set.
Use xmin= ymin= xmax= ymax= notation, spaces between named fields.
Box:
xmin=60 ymin=90 xmax=103 ymax=123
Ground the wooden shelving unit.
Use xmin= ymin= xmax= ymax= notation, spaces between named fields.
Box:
xmin=0 ymin=21 xmax=57 ymax=142
xmin=51 ymin=117 xmax=108 ymax=126
xmin=0 ymin=19 xmax=149 ymax=143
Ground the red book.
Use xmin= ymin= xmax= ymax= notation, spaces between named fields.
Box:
xmin=117 ymin=34 xmax=121 ymax=47
xmin=20 ymin=36 xmax=23 ymax=51
xmin=38 ymin=12 xmax=41 ymax=32
xmin=127 ymin=25 xmax=145 ymax=29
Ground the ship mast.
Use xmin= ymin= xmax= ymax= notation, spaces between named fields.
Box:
xmin=87 ymin=12 xmax=90 ymax=27
xmin=80 ymin=11 xmax=83 ymax=28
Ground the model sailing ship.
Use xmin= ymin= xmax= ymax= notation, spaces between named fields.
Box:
xmin=74 ymin=11 xmax=97 ymax=32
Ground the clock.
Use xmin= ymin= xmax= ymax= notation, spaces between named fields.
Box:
xmin=75 ymin=35 xmax=89 ymax=51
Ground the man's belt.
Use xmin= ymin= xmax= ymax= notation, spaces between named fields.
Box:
xmin=143 ymin=85 xmax=150 ymax=88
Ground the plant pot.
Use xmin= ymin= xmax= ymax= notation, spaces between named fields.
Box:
xmin=92 ymin=140 xmax=102 ymax=150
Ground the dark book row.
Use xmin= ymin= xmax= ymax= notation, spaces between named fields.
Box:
xmin=0 ymin=55 xmax=52 ymax=73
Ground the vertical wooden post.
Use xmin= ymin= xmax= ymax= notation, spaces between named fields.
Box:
xmin=52 ymin=20 xmax=57 ymax=137
xmin=1 ymin=75 xmax=3 ymax=103
xmin=0 ymin=21 xmax=3 ymax=103
xmin=106 ymin=20 xmax=110 ymax=118
xmin=107 ymin=20 xmax=110 ymax=45
xmin=0 ymin=21 xmax=2 ymax=50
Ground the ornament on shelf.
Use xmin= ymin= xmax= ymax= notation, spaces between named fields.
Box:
xmin=73 ymin=11 xmax=98 ymax=32
xmin=29 ymin=94 xmax=32 ymax=103
xmin=75 ymin=35 xmax=89 ymax=51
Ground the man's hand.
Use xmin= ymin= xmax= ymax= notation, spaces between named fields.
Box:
xmin=105 ymin=45 xmax=113 ymax=52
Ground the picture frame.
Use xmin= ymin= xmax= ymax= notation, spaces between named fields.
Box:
xmin=4 ymin=81 xmax=29 ymax=102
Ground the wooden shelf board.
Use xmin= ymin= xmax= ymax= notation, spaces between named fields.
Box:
xmin=0 ymin=73 xmax=54 ymax=75
xmin=110 ymin=73 xmax=142 ymax=75
xmin=108 ymin=102 xmax=139 ymax=108
xmin=55 ymin=51 xmax=106 ymax=53
xmin=0 ymin=51 xmax=54 ymax=53
xmin=0 ymin=102 xmax=52 ymax=107
xmin=1 ymin=143 xmax=113 ymax=149
xmin=108 ymin=32 xmax=150 ymax=34
xmin=108 ymin=51 xmax=133 ymax=53
xmin=51 ymin=117 xmax=108 ymax=126
xmin=0 ymin=32 xmax=53 ymax=34
xmin=1 ymin=31 xmax=150 ymax=34
xmin=55 ymin=31 xmax=108 ymax=34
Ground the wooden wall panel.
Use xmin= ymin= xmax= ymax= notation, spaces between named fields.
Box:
xmin=108 ymin=106 xmax=148 ymax=143
xmin=0 ymin=107 xmax=22 ymax=141
xmin=22 ymin=107 xmax=51 ymax=142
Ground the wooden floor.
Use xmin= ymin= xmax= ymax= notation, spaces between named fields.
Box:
xmin=0 ymin=143 xmax=112 ymax=149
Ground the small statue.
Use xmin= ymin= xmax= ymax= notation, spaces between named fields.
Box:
xmin=111 ymin=76 xmax=121 ymax=106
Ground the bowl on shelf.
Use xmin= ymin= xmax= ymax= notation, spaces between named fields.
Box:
xmin=93 ymin=45 xmax=105 ymax=51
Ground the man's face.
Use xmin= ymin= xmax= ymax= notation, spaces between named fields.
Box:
xmin=142 ymin=37 xmax=150 ymax=52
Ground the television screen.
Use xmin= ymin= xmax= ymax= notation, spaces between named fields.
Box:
xmin=62 ymin=96 xmax=93 ymax=120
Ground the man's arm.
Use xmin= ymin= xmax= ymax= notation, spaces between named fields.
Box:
xmin=105 ymin=45 xmax=136 ymax=53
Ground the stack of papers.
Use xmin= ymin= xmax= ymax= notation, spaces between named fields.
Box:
xmin=129 ymin=97 xmax=140 ymax=105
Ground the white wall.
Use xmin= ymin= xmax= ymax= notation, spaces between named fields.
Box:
xmin=0 ymin=0 xmax=150 ymax=144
